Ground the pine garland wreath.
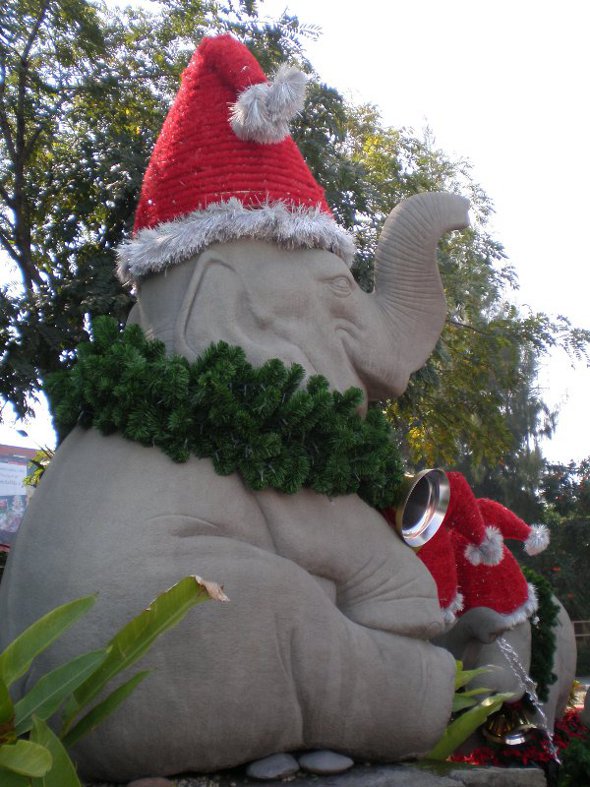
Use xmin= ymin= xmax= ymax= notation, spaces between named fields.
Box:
xmin=521 ymin=566 xmax=560 ymax=703
xmin=46 ymin=317 xmax=405 ymax=508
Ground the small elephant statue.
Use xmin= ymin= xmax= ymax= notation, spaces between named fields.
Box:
xmin=417 ymin=472 xmax=578 ymax=746
xmin=0 ymin=36 xmax=470 ymax=781
xmin=437 ymin=600 xmax=577 ymax=741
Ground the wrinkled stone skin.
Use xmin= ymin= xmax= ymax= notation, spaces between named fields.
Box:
xmin=0 ymin=194 xmax=470 ymax=782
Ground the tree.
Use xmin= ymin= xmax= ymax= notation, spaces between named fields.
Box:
xmin=0 ymin=0 xmax=319 ymax=419
xmin=519 ymin=459 xmax=590 ymax=634
xmin=451 ymin=348 xmax=554 ymax=521
xmin=1 ymin=0 xmax=589 ymax=485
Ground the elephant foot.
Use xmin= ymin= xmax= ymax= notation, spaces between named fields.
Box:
xmin=299 ymin=750 xmax=354 ymax=774
xmin=246 ymin=753 xmax=299 ymax=780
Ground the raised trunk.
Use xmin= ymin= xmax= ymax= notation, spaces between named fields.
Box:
xmin=373 ymin=192 xmax=470 ymax=396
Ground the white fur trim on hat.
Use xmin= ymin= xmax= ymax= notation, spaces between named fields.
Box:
xmin=524 ymin=524 xmax=550 ymax=556
xmin=117 ymin=198 xmax=356 ymax=283
xmin=497 ymin=582 xmax=539 ymax=630
xmin=230 ymin=64 xmax=307 ymax=144
xmin=464 ymin=525 xmax=504 ymax=567
xmin=441 ymin=591 xmax=465 ymax=629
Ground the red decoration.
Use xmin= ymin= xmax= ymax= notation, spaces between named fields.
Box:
xmin=134 ymin=35 xmax=330 ymax=233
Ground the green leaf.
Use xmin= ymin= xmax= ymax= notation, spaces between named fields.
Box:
xmin=452 ymin=694 xmax=480 ymax=713
xmin=454 ymin=665 xmax=493 ymax=690
xmin=0 ymin=739 xmax=52 ymax=777
xmin=61 ymin=671 xmax=149 ymax=748
xmin=0 ymin=596 xmax=96 ymax=688
xmin=459 ymin=686 xmax=492 ymax=698
xmin=0 ymin=675 xmax=15 ymax=738
xmin=426 ymin=692 xmax=515 ymax=760
xmin=14 ymin=650 xmax=107 ymax=736
xmin=64 ymin=576 xmax=226 ymax=726
xmin=30 ymin=716 xmax=82 ymax=787
xmin=0 ymin=769 xmax=31 ymax=786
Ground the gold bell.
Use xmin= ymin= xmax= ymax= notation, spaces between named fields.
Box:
xmin=482 ymin=705 xmax=537 ymax=746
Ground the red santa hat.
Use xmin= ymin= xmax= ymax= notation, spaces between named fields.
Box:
xmin=444 ymin=472 xmax=504 ymax=568
xmin=444 ymin=474 xmax=542 ymax=627
xmin=380 ymin=473 xmax=463 ymax=627
xmin=117 ymin=35 xmax=355 ymax=283
xmin=477 ymin=498 xmax=550 ymax=556
xmin=415 ymin=525 xmax=464 ymax=627
xmin=412 ymin=471 xmax=503 ymax=627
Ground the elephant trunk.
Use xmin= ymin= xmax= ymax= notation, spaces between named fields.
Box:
xmin=432 ymin=606 xmax=511 ymax=659
xmin=372 ymin=192 xmax=470 ymax=398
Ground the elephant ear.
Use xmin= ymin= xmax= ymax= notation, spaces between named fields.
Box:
xmin=129 ymin=245 xmax=250 ymax=358
xmin=373 ymin=192 xmax=470 ymax=394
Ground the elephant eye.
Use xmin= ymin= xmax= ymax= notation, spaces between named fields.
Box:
xmin=328 ymin=275 xmax=353 ymax=297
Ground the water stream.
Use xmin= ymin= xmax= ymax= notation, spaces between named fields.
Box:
xmin=496 ymin=636 xmax=561 ymax=763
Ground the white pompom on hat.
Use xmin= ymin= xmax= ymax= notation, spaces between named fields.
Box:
xmin=477 ymin=498 xmax=550 ymax=556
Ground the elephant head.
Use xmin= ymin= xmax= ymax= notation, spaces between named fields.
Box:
xmin=128 ymin=191 xmax=470 ymax=405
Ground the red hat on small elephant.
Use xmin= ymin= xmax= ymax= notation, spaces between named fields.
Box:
xmin=414 ymin=526 xmax=464 ymax=627
xmin=414 ymin=471 xmax=504 ymax=626
xmin=446 ymin=473 xmax=545 ymax=627
xmin=117 ymin=34 xmax=355 ymax=283
xmin=381 ymin=479 xmax=465 ymax=628
xmin=477 ymin=498 xmax=549 ymax=556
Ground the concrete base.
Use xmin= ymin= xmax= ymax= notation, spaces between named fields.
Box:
xmin=86 ymin=761 xmax=547 ymax=787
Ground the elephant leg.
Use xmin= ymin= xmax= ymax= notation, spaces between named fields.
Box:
xmin=69 ymin=536 xmax=455 ymax=782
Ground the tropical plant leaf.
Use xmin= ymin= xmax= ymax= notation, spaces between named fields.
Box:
xmin=0 ymin=596 xmax=96 ymax=688
xmin=454 ymin=665 xmax=494 ymax=690
xmin=0 ymin=739 xmax=52 ymax=777
xmin=459 ymin=686 xmax=492 ymax=698
xmin=30 ymin=716 xmax=82 ymax=787
xmin=427 ymin=692 xmax=515 ymax=760
xmin=452 ymin=694 xmax=481 ymax=713
xmin=0 ymin=675 xmax=15 ymax=739
xmin=14 ymin=650 xmax=107 ymax=736
xmin=0 ymin=768 xmax=31 ymax=786
xmin=63 ymin=576 xmax=226 ymax=724
xmin=61 ymin=671 xmax=149 ymax=748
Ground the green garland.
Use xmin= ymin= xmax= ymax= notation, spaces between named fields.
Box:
xmin=46 ymin=317 xmax=405 ymax=508
xmin=522 ymin=565 xmax=560 ymax=703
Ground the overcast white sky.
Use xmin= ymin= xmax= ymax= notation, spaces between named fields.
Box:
xmin=2 ymin=0 xmax=589 ymax=463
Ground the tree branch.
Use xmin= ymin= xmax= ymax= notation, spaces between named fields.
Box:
xmin=447 ymin=318 xmax=493 ymax=337
xmin=0 ymin=97 xmax=17 ymax=164
xmin=21 ymin=0 xmax=51 ymax=64
xmin=0 ymin=179 xmax=15 ymax=209
xmin=0 ymin=224 xmax=20 ymax=264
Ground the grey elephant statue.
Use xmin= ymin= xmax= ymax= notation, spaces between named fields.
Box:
xmin=0 ymin=35 xmax=470 ymax=782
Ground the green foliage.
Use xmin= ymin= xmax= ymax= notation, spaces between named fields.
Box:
xmin=521 ymin=567 xmax=559 ymax=703
xmin=0 ymin=0 xmax=317 ymax=418
xmin=47 ymin=317 xmax=405 ymax=508
xmin=426 ymin=661 xmax=513 ymax=760
xmin=518 ymin=462 xmax=590 ymax=624
xmin=2 ymin=0 xmax=589 ymax=483
xmin=542 ymin=459 xmax=590 ymax=520
xmin=0 ymin=575 xmax=225 ymax=785
xmin=558 ymin=735 xmax=590 ymax=787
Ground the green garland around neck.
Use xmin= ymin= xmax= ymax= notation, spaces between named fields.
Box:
xmin=521 ymin=565 xmax=560 ymax=704
xmin=46 ymin=316 xmax=405 ymax=508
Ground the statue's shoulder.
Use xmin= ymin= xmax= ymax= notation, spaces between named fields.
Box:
xmin=40 ymin=426 xmax=270 ymax=543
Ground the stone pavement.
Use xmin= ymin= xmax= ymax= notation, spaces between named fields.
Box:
xmin=89 ymin=761 xmax=547 ymax=787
